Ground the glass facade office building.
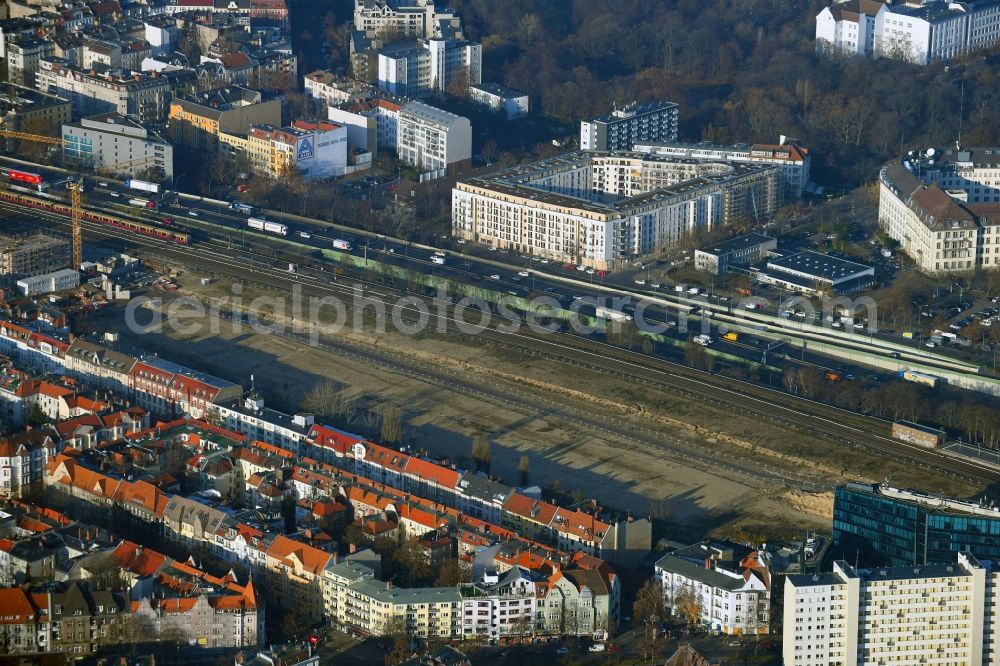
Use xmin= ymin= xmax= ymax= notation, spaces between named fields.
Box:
xmin=833 ymin=483 xmax=1000 ymax=567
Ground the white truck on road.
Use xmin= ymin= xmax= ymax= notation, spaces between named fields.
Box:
xmin=248 ymin=218 xmax=288 ymax=236
xmin=595 ymin=306 xmax=633 ymax=322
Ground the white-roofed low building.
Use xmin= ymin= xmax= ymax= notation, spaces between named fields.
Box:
xmin=16 ymin=269 xmax=80 ymax=296
xmin=469 ymin=83 xmax=528 ymax=120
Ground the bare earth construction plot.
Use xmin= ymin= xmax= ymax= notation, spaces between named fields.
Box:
xmin=93 ymin=275 xmax=979 ymax=540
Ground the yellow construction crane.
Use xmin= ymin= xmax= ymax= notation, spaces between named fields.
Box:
xmin=0 ymin=124 xmax=84 ymax=270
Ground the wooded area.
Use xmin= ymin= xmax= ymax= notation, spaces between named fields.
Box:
xmin=448 ymin=0 xmax=1000 ymax=182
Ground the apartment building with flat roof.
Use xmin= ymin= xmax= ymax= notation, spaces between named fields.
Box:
xmin=580 ymin=100 xmax=679 ymax=152
xmin=452 ymin=151 xmax=783 ymax=270
xmin=784 ymin=553 xmax=1000 ymax=666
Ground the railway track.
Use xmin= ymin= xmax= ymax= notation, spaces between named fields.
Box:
xmin=15 ymin=201 xmax=1000 ymax=488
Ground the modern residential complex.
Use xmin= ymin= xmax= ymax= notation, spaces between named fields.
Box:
xmin=784 ymin=553 xmax=1000 ymax=666
xmin=832 ymin=482 xmax=1000 ymax=566
xmin=580 ymin=101 xmax=679 ymax=152
xmin=62 ymin=112 xmax=173 ymax=180
xmin=452 ymin=151 xmax=783 ymax=270
xmin=634 ymin=136 xmax=812 ymax=198
xmin=816 ymin=0 xmax=1000 ymax=63
xmin=654 ymin=542 xmax=771 ymax=636
xmin=397 ymin=100 xmax=471 ymax=175
xmin=879 ymin=148 xmax=1000 ymax=274
xmin=376 ymin=38 xmax=481 ymax=98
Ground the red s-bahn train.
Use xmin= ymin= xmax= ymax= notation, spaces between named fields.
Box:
xmin=0 ymin=189 xmax=189 ymax=245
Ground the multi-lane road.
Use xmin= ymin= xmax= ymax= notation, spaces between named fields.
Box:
xmin=3 ymin=155 xmax=989 ymax=380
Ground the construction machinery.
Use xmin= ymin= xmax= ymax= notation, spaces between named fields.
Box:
xmin=0 ymin=123 xmax=84 ymax=269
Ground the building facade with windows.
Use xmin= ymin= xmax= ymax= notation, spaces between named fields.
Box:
xmin=654 ymin=543 xmax=770 ymax=636
xmin=353 ymin=0 xmax=464 ymax=40
xmin=784 ymin=553 xmax=1000 ymax=666
xmin=633 ymin=136 xmax=811 ymax=198
xmin=580 ymin=101 xmax=679 ymax=152
xmin=376 ymin=38 xmax=481 ymax=98
xmin=879 ymin=149 xmax=1000 ymax=274
xmin=169 ymin=87 xmax=281 ymax=152
xmin=397 ymin=100 xmax=471 ymax=175
xmin=36 ymin=58 xmax=172 ymax=124
xmin=63 ymin=112 xmax=173 ymax=180
xmin=816 ymin=0 xmax=1000 ymax=64
xmin=694 ymin=233 xmax=777 ymax=275
xmin=452 ymin=152 xmax=783 ymax=270
xmin=469 ymin=83 xmax=529 ymax=120
xmin=833 ymin=482 xmax=1000 ymax=567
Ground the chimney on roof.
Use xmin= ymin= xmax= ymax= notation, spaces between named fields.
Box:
xmin=349 ymin=543 xmax=356 ymax=554
xmin=705 ymin=558 xmax=712 ymax=570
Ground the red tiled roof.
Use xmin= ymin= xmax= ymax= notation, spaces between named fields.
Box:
xmin=0 ymin=588 xmax=37 ymax=624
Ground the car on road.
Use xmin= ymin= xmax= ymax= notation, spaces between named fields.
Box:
xmin=489 ymin=274 xmax=501 ymax=280
xmin=187 ymin=210 xmax=199 ymax=217
xmin=539 ymin=258 xmax=550 ymax=264
xmin=518 ymin=271 xmax=530 ymax=277
xmin=98 ymin=181 xmax=109 ymax=187
xmin=744 ymin=302 xmax=760 ymax=310
xmin=109 ymin=191 xmax=120 ymax=197
xmin=926 ymin=341 xmax=938 ymax=348
xmin=556 ymin=647 xmax=569 ymax=655
xmin=588 ymin=644 xmax=606 ymax=652
xmin=635 ymin=279 xmax=646 ymax=285
xmin=651 ymin=282 xmax=661 ymax=288
xmin=577 ymin=265 xmax=587 ymax=271
xmin=299 ymin=231 xmax=311 ymax=239
xmin=456 ymin=239 xmax=467 ymax=244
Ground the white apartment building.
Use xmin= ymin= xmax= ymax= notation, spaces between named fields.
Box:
xmin=353 ymin=0 xmax=463 ymax=40
xmin=815 ymin=0 xmax=882 ymax=56
xmin=377 ymin=38 xmax=481 ymax=98
xmin=452 ymin=152 xmax=783 ymax=270
xmin=397 ymin=100 xmax=471 ymax=175
xmin=460 ymin=568 xmax=537 ymax=641
xmin=0 ymin=430 xmax=56 ymax=497
xmin=580 ymin=100 xmax=679 ymax=152
xmin=879 ymin=148 xmax=1000 ymax=274
xmin=634 ymin=136 xmax=811 ymax=198
xmin=217 ymin=393 xmax=314 ymax=452
xmin=654 ymin=543 xmax=771 ymax=636
xmin=62 ymin=112 xmax=173 ymax=180
xmin=469 ymin=83 xmax=529 ymax=120
xmin=784 ymin=553 xmax=1000 ymax=666
xmin=816 ymin=0 xmax=1000 ymax=64
xmin=36 ymin=58 xmax=172 ymax=124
